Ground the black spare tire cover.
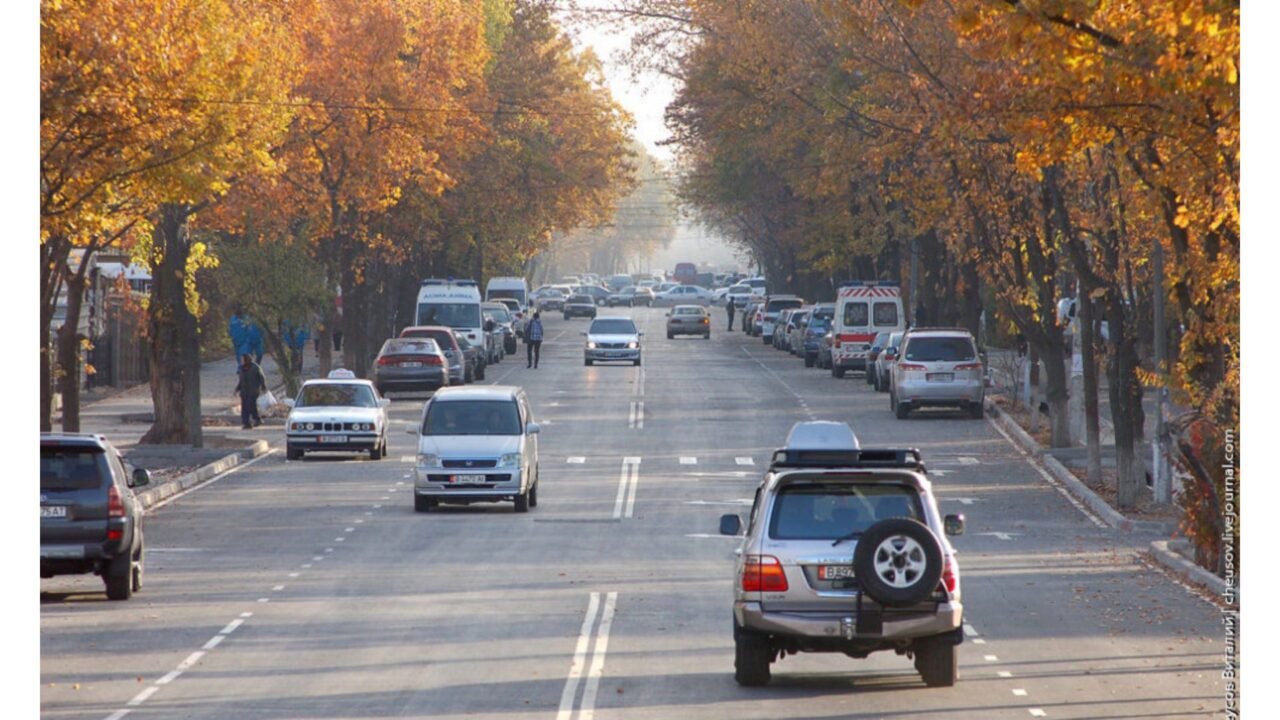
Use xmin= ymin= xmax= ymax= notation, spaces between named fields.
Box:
xmin=853 ymin=517 xmax=944 ymax=607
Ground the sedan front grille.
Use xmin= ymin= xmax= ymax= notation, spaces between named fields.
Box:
xmin=597 ymin=342 xmax=629 ymax=350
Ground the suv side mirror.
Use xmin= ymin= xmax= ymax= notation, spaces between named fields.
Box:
xmin=283 ymin=398 xmax=296 ymax=408
xmin=525 ymin=422 xmax=541 ymax=435
xmin=944 ymin=513 xmax=965 ymax=536
xmin=719 ymin=514 xmax=743 ymax=536
xmin=130 ymin=468 xmax=151 ymax=488
xmin=378 ymin=398 xmax=391 ymax=408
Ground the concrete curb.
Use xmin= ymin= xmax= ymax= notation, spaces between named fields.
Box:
xmin=986 ymin=399 xmax=1176 ymax=535
xmin=1150 ymin=539 xmax=1228 ymax=598
xmin=137 ymin=439 xmax=271 ymax=511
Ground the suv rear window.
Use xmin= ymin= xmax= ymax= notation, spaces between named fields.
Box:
xmin=766 ymin=299 xmax=802 ymax=313
xmin=41 ymin=446 xmax=109 ymax=491
xmin=904 ymin=336 xmax=976 ymax=362
xmin=769 ymin=483 xmax=921 ymax=540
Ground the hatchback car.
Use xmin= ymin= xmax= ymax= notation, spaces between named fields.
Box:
xmin=372 ymin=337 xmax=448 ymax=395
xmin=872 ymin=331 xmax=905 ymax=392
xmin=719 ymin=421 xmax=965 ymax=687
xmin=584 ymin=316 xmax=643 ymax=366
xmin=563 ymin=294 xmax=599 ymax=319
xmin=412 ymin=386 xmax=541 ymax=513
xmin=41 ymin=433 xmax=150 ymax=600
xmin=285 ymin=375 xmax=391 ymax=460
xmin=890 ymin=328 xmax=985 ymax=418
xmin=666 ymin=304 xmax=711 ymax=339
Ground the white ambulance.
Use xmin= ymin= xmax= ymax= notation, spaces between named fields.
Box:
xmin=830 ymin=281 xmax=904 ymax=378
xmin=416 ymin=279 xmax=484 ymax=347
xmin=484 ymin=276 xmax=529 ymax=311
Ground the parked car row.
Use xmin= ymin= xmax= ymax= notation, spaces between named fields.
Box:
xmin=755 ymin=281 xmax=988 ymax=420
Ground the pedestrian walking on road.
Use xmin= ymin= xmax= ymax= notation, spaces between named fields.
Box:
xmin=233 ymin=354 xmax=268 ymax=429
xmin=526 ymin=312 xmax=544 ymax=369
xmin=726 ymin=300 xmax=736 ymax=331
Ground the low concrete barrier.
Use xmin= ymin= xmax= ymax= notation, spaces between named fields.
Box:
xmin=136 ymin=440 xmax=271 ymax=510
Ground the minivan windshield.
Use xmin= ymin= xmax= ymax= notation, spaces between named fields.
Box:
xmin=589 ymin=319 xmax=637 ymax=335
xmin=904 ymin=337 xmax=976 ymax=362
xmin=423 ymin=400 xmax=521 ymax=435
xmin=417 ymin=302 xmax=481 ymax=328
xmin=297 ymin=383 xmax=378 ymax=408
xmin=41 ymin=446 xmax=109 ymax=491
xmin=769 ymin=484 xmax=922 ymax=540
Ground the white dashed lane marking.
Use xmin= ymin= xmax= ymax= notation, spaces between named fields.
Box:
xmin=1013 ymin=689 xmax=1028 ymax=696
xmin=1029 ymin=710 xmax=1047 ymax=718
xmin=735 ymin=457 xmax=754 ymax=466
xmin=984 ymin=654 xmax=999 ymax=662
xmin=567 ymin=457 xmax=585 ymax=464
xmin=679 ymin=456 xmax=697 ymax=465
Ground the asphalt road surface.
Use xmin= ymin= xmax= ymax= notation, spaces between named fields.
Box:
xmin=42 ymin=306 xmax=1228 ymax=719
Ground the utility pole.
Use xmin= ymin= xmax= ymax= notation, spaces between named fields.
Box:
xmin=1153 ymin=238 xmax=1171 ymax=503
xmin=909 ymin=237 xmax=919 ymax=327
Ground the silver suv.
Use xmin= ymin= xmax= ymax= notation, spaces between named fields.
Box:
xmin=719 ymin=422 xmax=966 ymax=687
xmin=889 ymin=328 xmax=985 ymax=419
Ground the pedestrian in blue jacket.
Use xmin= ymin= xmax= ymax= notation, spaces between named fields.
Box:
xmin=525 ymin=312 xmax=544 ymax=369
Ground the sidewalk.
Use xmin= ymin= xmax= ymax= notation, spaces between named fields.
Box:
xmin=56 ymin=352 xmax=301 ymax=453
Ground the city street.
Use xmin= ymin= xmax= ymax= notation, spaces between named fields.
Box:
xmin=41 ymin=307 xmax=1227 ymax=719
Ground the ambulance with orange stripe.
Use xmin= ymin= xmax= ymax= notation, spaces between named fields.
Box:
xmin=830 ymin=281 xmax=904 ymax=378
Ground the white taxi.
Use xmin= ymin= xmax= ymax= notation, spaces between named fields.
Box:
xmin=284 ymin=369 xmax=391 ymax=461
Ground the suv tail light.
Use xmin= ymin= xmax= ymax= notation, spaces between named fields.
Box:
xmin=898 ymin=363 xmax=927 ymax=372
xmin=940 ymin=556 xmax=958 ymax=594
xmin=741 ymin=555 xmax=788 ymax=592
xmin=107 ymin=485 xmax=125 ymax=518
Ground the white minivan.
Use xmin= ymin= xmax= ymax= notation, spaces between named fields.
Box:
xmin=485 ymin=276 xmax=528 ymax=311
xmin=412 ymin=386 xmax=541 ymax=513
xmin=417 ymin=279 xmax=484 ymax=347
xmin=830 ymin=281 xmax=904 ymax=378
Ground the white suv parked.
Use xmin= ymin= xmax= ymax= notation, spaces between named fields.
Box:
xmin=889 ymin=328 xmax=985 ymax=419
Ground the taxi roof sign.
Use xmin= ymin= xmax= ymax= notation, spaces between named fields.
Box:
xmin=327 ymin=368 xmax=357 ymax=379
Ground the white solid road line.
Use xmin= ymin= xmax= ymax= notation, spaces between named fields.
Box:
xmin=147 ymin=449 xmax=276 ymax=511
xmin=556 ymin=592 xmax=602 ymax=720
xmin=578 ymin=591 xmax=619 ymax=720
xmin=623 ymin=461 xmax=641 ymax=518
xmin=988 ymin=417 xmax=1108 ymax=529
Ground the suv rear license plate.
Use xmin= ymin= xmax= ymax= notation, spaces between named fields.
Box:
xmin=41 ymin=506 xmax=67 ymax=518
xmin=818 ymin=565 xmax=856 ymax=580
xmin=927 ymin=372 xmax=954 ymax=382
xmin=454 ymin=474 xmax=486 ymax=484
xmin=318 ymin=435 xmax=348 ymax=443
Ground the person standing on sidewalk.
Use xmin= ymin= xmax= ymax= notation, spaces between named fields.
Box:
xmin=233 ymin=354 xmax=267 ymax=429
xmin=525 ymin=312 xmax=544 ymax=369
xmin=726 ymin=299 xmax=736 ymax=331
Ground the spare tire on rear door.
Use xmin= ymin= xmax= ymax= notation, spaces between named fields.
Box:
xmin=853 ymin=518 xmax=944 ymax=607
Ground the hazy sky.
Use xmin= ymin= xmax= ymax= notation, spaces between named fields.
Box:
xmin=558 ymin=3 xmax=678 ymax=166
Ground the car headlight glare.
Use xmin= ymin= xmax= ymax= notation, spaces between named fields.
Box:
xmin=499 ymin=453 xmax=521 ymax=468
xmin=627 ymin=341 xmax=638 ymax=349
xmin=417 ymin=453 xmax=441 ymax=468
xmin=587 ymin=341 xmax=597 ymax=349
xmin=305 ymin=422 xmax=315 ymax=431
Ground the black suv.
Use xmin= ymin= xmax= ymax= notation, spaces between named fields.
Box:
xmin=40 ymin=434 xmax=150 ymax=600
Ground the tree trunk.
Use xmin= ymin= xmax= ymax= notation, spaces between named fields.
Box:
xmin=1028 ymin=346 xmax=1041 ymax=434
xmin=40 ymin=239 xmax=66 ymax=432
xmin=1079 ymin=292 xmax=1103 ymax=485
xmin=57 ymin=272 xmax=87 ymax=432
xmin=1106 ymin=299 xmax=1145 ymax=510
xmin=1040 ymin=346 xmax=1072 ymax=448
xmin=263 ymin=324 xmax=300 ymax=398
xmin=141 ymin=203 xmax=203 ymax=447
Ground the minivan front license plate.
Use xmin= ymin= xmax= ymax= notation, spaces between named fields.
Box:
xmin=819 ymin=565 xmax=856 ymax=580
xmin=454 ymin=474 xmax=486 ymax=484
xmin=41 ymin=506 xmax=67 ymax=518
